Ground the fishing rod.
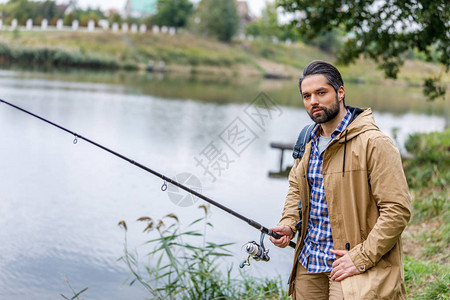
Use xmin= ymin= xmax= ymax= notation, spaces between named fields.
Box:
xmin=0 ymin=99 xmax=296 ymax=265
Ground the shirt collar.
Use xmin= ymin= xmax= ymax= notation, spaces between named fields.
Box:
xmin=310 ymin=108 xmax=352 ymax=141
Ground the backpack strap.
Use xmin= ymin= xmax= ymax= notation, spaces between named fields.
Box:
xmin=292 ymin=124 xmax=315 ymax=159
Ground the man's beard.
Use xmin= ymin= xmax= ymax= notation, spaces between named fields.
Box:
xmin=307 ymin=95 xmax=340 ymax=124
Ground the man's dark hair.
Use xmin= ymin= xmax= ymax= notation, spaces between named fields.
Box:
xmin=298 ymin=60 xmax=345 ymax=105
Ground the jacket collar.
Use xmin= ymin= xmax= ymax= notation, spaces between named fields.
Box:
xmin=336 ymin=107 xmax=380 ymax=143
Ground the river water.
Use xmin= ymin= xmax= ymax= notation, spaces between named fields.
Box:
xmin=0 ymin=69 xmax=446 ymax=299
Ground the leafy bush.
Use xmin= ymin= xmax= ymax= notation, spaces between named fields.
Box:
xmin=403 ymin=129 xmax=449 ymax=222
xmin=405 ymin=129 xmax=450 ymax=222
xmin=404 ymin=129 xmax=450 ymax=190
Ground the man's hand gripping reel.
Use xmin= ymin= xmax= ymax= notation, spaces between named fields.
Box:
xmin=240 ymin=232 xmax=270 ymax=268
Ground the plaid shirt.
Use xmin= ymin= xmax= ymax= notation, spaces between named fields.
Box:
xmin=299 ymin=108 xmax=352 ymax=273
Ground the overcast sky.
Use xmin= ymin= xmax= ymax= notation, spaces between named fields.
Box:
xmin=0 ymin=0 xmax=272 ymax=17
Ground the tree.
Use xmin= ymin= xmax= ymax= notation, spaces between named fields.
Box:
xmin=2 ymin=0 xmax=63 ymax=25
xmin=63 ymin=12 xmax=75 ymax=26
xmin=79 ymin=9 xmax=101 ymax=27
xmin=196 ymin=0 xmax=239 ymax=42
xmin=108 ymin=12 xmax=122 ymax=24
xmin=309 ymin=28 xmax=344 ymax=54
xmin=277 ymin=0 xmax=449 ymax=100
xmin=246 ymin=1 xmax=283 ymax=38
xmin=37 ymin=0 xmax=60 ymax=21
xmin=153 ymin=0 xmax=193 ymax=28
xmin=3 ymin=0 xmax=37 ymax=24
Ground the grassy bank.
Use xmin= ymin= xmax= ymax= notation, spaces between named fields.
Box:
xmin=0 ymin=31 xmax=259 ymax=73
xmin=402 ymin=129 xmax=449 ymax=299
xmin=0 ymin=30 xmax=447 ymax=87
xmin=0 ymin=41 xmax=138 ymax=70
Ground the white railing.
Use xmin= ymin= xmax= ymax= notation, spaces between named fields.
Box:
xmin=0 ymin=18 xmax=177 ymax=35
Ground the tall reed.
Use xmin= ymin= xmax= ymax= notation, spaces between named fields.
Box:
xmin=117 ymin=206 xmax=289 ymax=299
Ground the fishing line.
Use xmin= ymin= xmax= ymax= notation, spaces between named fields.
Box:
xmin=0 ymin=99 xmax=296 ymax=252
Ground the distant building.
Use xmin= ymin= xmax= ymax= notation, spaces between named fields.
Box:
xmin=104 ymin=8 xmax=119 ymax=17
xmin=124 ymin=0 xmax=157 ymax=18
xmin=236 ymin=1 xmax=253 ymax=23
xmin=236 ymin=1 xmax=255 ymax=35
xmin=56 ymin=0 xmax=77 ymax=15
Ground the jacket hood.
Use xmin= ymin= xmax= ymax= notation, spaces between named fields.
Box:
xmin=337 ymin=107 xmax=380 ymax=143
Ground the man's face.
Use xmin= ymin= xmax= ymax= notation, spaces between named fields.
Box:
xmin=301 ymin=74 xmax=343 ymax=124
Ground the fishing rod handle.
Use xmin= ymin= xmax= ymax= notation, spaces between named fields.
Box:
xmin=248 ymin=219 xmax=296 ymax=249
xmin=269 ymin=229 xmax=296 ymax=249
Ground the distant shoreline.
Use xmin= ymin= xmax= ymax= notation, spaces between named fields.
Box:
xmin=0 ymin=30 xmax=447 ymax=87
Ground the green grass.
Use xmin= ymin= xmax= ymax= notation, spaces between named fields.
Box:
xmin=402 ymin=129 xmax=450 ymax=299
xmin=404 ymin=256 xmax=450 ymax=299
xmin=131 ymin=33 xmax=251 ymax=67
xmin=245 ymin=38 xmax=334 ymax=69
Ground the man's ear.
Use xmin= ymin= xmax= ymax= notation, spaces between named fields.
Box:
xmin=338 ymin=86 xmax=345 ymax=101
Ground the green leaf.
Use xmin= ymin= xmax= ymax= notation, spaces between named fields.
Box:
xmin=70 ymin=287 xmax=88 ymax=300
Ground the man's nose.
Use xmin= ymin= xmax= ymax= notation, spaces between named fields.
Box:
xmin=310 ymin=94 xmax=319 ymax=105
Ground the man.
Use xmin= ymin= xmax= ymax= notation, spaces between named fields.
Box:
xmin=270 ymin=61 xmax=411 ymax=300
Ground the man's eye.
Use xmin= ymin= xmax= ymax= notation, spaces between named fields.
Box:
xmin=303 ymin=95 xmax=310 ymax=100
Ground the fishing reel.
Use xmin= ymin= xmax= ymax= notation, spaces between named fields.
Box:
xmin=239 ymin=232 xmax=270 ymax=268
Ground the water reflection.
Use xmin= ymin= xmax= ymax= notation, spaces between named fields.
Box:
xmin=1 ymin=68 xmax=447 ymax=115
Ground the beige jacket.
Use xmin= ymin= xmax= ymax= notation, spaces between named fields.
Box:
xmin=279 ymin=108 xmax=411 ymax=299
